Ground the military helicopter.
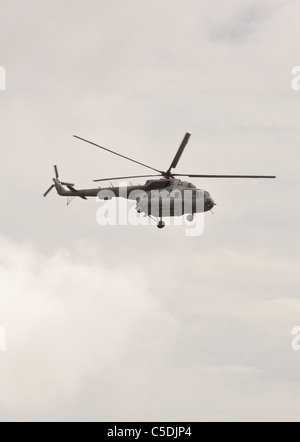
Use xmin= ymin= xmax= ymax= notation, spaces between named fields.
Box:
xmin=44 ymin=133 xmax=276 ymax=228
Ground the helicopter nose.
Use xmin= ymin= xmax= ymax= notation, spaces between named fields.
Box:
xmin=205 ymin=197 xmax=216 ymax=209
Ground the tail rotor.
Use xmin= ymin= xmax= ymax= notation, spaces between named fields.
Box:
xmin=43 ymin=166 xmax=74 ymax=197
xmin=43 ymin=184 xmax=55 ymax=197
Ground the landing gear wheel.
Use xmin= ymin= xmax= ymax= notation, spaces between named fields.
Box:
xmin=157 ymin=220 xmax=166 ymax=229
xmin=187 ymin=214 xmax=194 ymax=222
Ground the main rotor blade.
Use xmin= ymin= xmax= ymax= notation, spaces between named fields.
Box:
xmin=175 ymin=174 xmax=276 ymax=179
xmin=167 ymin=132 xmax=191 ymax=174
xmin=93 ymin=174 xmax=162 ymax=183
xmin=73 ymin=135 xmax=162 ymax=174
xmin=43 ymin=185 xmax=55 ymax=197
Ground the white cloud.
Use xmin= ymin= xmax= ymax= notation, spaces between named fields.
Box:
xmin=0 ymin=234 xmax=179 ymax=420
xmin=1 ymin=234 xmax=300 ymax=421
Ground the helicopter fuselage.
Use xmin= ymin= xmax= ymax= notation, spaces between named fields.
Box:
xmin=54 ymin=177 xmax=215 ymax=216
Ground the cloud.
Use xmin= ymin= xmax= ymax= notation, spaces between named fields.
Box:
xmin=206 ymin=0 xmax=283 ymax=43
xmin=0 ymin=234 xmax=179 ymax=421
xmin=1 ymin=234 xmax=300 ymax=421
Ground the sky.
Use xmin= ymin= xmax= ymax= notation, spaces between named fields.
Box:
xmin=0 ymin=0 xmax=300 ymax=422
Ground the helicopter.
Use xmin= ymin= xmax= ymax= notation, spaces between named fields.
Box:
xmin=44 ymin=133 xmax=276 ymax=229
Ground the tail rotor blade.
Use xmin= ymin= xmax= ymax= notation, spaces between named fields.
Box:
xmin=54 ymin=165 xmax=59 ymax=179
xmin=43 ymin=184 xmax=55 ymax=197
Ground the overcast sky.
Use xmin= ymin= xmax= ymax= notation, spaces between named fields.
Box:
xmin=0 ymin=0 xmax=300 ymax=422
